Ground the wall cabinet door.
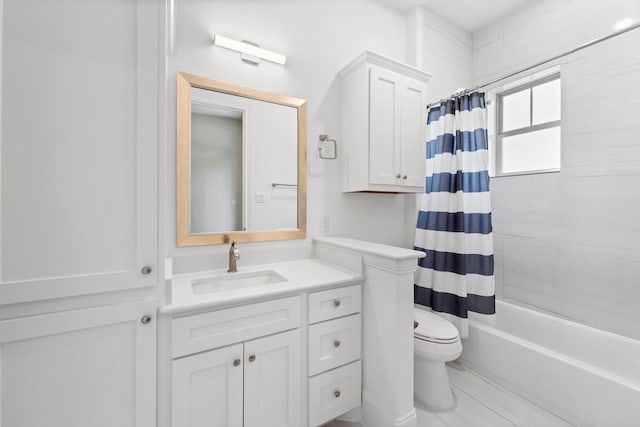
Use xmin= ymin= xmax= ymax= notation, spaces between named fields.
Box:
xmin=369 ymin=65 xmax=426 ymax=189
xmin=0 ymin=300 xmax=157 ymax=427
xmin=0 ymin=0 xmax=160 ymax=305
xmin=244 ymin=329 xmax=301 ymax=427
xmin=369 ymin=66 xmax=401 ymax=186
xmin=400 ymin=79 xmax=428 ymax=188
xmin=172 ymin=343 xmax=244 ymax=427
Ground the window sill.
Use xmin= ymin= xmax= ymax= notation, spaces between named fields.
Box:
xmin=490 ymin=168 xmax=560 ymax=178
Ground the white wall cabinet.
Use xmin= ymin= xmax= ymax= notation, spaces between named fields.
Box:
xmin=340 ymin=51 xmax=431 ymax=193
xmin=0 ymin=0 xmax=160 ymax=304
xmin=170 ymin=298 xmax=302 ymax=427
xmin=0 ymin=300 xmax=157 ymax=427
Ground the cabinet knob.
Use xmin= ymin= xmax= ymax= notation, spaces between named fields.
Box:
xmin=396 ymin=174 xmax=401 ymax=179
xmin=248 ymin=355 xmax=256 ymax=362
xmin=402 ymin=175 xmax=408 ymax=180
xmin=333 ymin=299 xmax=341 ymax=308
xmin=334 ymin=340 xmax=341 ymax=348
xmin=141 ymin=315 xmax=152 ymax=325
xmin=141 ymin=266 xmax=152 ymax=275
xmin=233 ymin=359 xmax=241 ymax=367
xmin=334 ymin=390 xmax=341 ymax=398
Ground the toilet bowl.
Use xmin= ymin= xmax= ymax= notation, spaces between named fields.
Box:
xmin=414 ymin=308 xmax=462 ymax=410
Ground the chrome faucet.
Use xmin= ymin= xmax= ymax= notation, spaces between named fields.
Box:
xmin=228 ymin=240 xmax=240 ymax=273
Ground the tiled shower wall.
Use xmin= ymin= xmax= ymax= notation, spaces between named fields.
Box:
xmin=474 ymin=0 xmax=640 ymax=339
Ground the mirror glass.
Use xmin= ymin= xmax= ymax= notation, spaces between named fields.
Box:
xmin=177 ymin=72 xmax=307 ymax=246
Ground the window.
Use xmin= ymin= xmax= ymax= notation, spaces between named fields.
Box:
xmin=493 ymin=73 xmax=561 ymax=176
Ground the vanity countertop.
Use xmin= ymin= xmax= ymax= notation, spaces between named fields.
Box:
xmin=160 ymin=258 xmax=363 ymax=316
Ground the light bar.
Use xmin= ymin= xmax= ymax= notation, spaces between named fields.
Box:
xmin=213 ymin=34 xmax=287 ymax=65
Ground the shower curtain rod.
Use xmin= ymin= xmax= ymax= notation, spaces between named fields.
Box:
xmin=426 ymin=21 xmax=640 ymax=110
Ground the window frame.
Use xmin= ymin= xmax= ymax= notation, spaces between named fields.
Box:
xmin=494 ymin=72 xmax=561 ymax=177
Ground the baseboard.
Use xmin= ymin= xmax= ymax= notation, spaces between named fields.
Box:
xmin=361 ymin=390 xmax=417 ymax=427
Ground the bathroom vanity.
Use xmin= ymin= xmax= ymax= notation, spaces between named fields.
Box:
xmin=159 ymin=258 xmax=364 ymax=427
xmin=159 ymin=237 xmax=425 ymax=427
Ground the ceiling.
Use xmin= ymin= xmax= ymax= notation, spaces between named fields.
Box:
xmin=377 ymin=0 xmax=532 ymax=32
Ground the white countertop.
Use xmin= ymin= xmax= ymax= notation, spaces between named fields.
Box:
xmin=314 ymin=236 xmax=425 ymax=260
xmin=160 ymin=258 xmax=363 ymax=316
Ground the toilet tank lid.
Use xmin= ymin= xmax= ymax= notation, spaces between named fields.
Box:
xmin=414 ymin=309 xmax=459 ymax=341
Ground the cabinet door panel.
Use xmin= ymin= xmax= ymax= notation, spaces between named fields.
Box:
xmin=400 ymin=78 xmax=427 ymax=188
xmin=369 ymin=66 xmax=400 ymax=185
xmin=244 ymin=329 xmax=301 ymax=427
xmin=172 ymin=343 xmax=244 ymax=427
xmin=0 ymin=300 xmax=157 ymax=427
xmin=0 ymin=0 xmax=159 ymax=304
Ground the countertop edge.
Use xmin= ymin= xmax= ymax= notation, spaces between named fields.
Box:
xmin=159 ymin=275 xmax=363 ymax=317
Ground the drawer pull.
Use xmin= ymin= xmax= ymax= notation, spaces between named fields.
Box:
xmin=334 ymin=389 xmax=341 ymax=398
xmin=333 ymin=299 xmax=341 ymax=307
xmin=334 ymin=340 xmax=341 ymax=348
xmin=248 ymin=354 xmax=256 ymax=362
xmin=233 ymin=359 xmax=241 ymax=367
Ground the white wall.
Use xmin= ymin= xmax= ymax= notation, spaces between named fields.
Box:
xmin=167 ymin=0 xmax=414 ymax=261
xmin=473 ymin=0 xmax=640 ymax=339
xmin=421 ymin=8 xmax=473 ymax=104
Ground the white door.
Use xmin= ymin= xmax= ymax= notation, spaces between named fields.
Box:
xmin=369 ymin=66 xmax=401 ymax=186
xmin=244 ymin=329 xmax=301 ymax=427
xmin=0 ymin=0 xmax=160 ymax=304
xmin=400 ymin=77 xmax=427 ymax=188
xmin=0 ymin=300 xmax=157 ymax=427
xmin=172 ymin=343 xmax=244 ymax=427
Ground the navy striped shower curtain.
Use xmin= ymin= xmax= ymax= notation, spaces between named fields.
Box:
xmin=414 ymin=93 xmax=495 ymax=337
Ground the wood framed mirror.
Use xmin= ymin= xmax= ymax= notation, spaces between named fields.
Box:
xmin=176 ymin=71 xmax=307 ymax=246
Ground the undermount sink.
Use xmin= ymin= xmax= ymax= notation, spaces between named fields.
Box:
xmin=191 ymin=270 xmax=288 ymax=295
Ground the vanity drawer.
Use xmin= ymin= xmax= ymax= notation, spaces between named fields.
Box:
xmin=308 ymin=314 xmax=361 ymax=376
xmin=172 ymin=296 xmax=300 ymax=358
xmin=308 ymin=284 xmax=361 ymax=324
xmin=308 ymin=360 xmax=362 ymax=427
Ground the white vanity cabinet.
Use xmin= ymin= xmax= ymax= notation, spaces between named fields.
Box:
xmin=339 ymin=51 xmax=432 ymax=193
xmin=170 ymin=296 xmax=302 ymax=427
xmin=307 ymin=284 xmax=362 ymax=426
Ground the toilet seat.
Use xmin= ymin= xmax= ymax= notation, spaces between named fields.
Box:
xmin=414 ymin=309 xmax=460 ymax=344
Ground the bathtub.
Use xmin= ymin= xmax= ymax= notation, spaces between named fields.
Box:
xmin=460 ymin=300 xmax=640 ymax=427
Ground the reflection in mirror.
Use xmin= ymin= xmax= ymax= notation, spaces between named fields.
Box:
xmin=176 ymin=72 xmax=307 ymax=246
xmin=190 ymin=104 xmax=243 ymax=233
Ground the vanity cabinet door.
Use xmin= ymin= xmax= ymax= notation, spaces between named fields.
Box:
xmin=172 ymin=343 xmax=244 ymax=427
xmin=0 ymin=0 xmax=159 ymax=304
xmin=244 ymin=329 xmax=301 ymax=427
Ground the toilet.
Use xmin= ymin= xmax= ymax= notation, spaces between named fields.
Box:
xmin=413 ymin=308 xmax=462 ymax=410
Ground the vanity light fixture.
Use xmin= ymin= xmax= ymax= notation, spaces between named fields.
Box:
xmin=213 ymin=33 xmax=287 ymax=66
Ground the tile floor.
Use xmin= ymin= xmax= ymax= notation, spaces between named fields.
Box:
xmin=324 ymin=362 xmax=573 ymax=427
